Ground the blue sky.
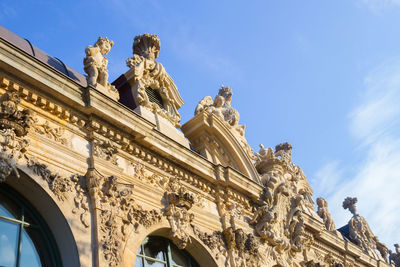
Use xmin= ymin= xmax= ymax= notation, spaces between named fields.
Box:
xmin=1 ymin=0 xmax=399 ymax=248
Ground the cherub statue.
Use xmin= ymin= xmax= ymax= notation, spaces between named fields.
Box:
xmin=84 ymin=37 xmax=114 ymax=88
xmin=316 ymin=197 xmax=336 ymax=232
xmin=83 ymin=37 xmax=119 ymax=100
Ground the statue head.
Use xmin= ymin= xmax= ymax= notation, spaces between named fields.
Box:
xmin=316 ymin=197 xmax=327 ymax=208
xmin=133 ymin=33 xmax=161 ymax=60
xmin=95 ymin=37 xmax=114 ymax=55
xmin=275 ymin=142 xmax=292 ymax=154
xmin=213 ymin=95 xmax=225 ymax=108
xmin=395 ymin=244 xmax=400 ymax=253
xmin=342 ymin=197 xmax=358 ymax=216
xmin=218 ymin=85 xmax=233 ymax=103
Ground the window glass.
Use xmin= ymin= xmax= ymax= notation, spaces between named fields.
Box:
xmin=135 ymin=236 xmax=198 ymax=267
xmin=19 ymin=229 xmax=42 ymax=267
xmin=0 ymin=219 xmax=19 ymax=267
xmin=135 ymin=256 xmax=143 ymax=267
xmin=0 ymin=184 xmax=62 ymax=267
xmin=144 ymin=238 xmax=165 ymax=261
xmin=170 ymin=245 xmax=186 ymax=267
xmin=144 ymin=259 xmax=166 ymax=267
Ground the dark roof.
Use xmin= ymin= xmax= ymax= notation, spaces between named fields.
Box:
xmin=0 ymin=26 xmax=87 ymax=87
xmin=338 ymin=224 xmax=350 ymax=240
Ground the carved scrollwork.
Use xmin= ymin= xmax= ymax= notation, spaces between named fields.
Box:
xmin=250 ymin=157 xmax=311 ymax=265
xmin=26 ymin=158 xmax=90 ymax=227
xmin=96 ymin=175 xmax=162 ymax=266
xmin=164 ymin=176 xmax=196 ymax=249
xmin=0 ymin=92 xmax=32 ymax=181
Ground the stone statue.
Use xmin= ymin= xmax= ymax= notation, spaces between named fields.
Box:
xmin=126 ymin=33 xmax=182 ymax=128
xmin=316 ymin=197 xmax=336 ymax=232
xmin=194 ymin=85 xmax=245 ymax=136
xmin=389 ymin=244 xmax=400 ymax=267
xmin=342 ymin=197 xmax=383 ymax=260
xmin=373 ymin=236 xmax=389 ymax=263
xmin=83 ymin=37 xmax=119 ymax=100
xmin=255 ymin=144 xmax=274 ymax=164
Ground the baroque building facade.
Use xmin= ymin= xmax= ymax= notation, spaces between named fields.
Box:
xmin=0 ymin=25 xmax=398 ymax=267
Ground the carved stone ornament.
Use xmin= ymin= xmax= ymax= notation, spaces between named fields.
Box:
xmin=26 ymin=158 xmax=90 ymax=227
xmin=93 ymin=139 xmax=118 ymax=165
xmin=94 ymin=175 xmax=161 ymax=266
xmin=342 ymin=197 xmax=385 ymax=261
xmin=0 ymin=92 xmax=32 ymax=181
xmin=84 ymin=37 xmax=120 ymax=100
xmin=195 ymin=86 xmax=253 ymax=158
xmin=255 ymin=142 xmax=316 ymax=216
xmin=389 ymin=244 xmax=400 ymax=267
xmin=316 ymin=197 xmax=336 ymax=232
xmin=32 ymin=119 xmax=68 ymax=146
xmin=125 ymin=33 xmax=183 ymax=128
xmin=164 ymin=176 xmax=196 ymax=249
xmin=250 ymin=149 xmax=312 ymax=266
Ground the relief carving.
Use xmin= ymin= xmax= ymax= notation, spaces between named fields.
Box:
xmin=26 ymin=158 xmax=90 ymax=227
xmin=255 ymin=142 xmax=316 ymax=215
xmin=96 ymin=175 xmax=162 ymax=266
xmin=0 ymin=92 xmax=32 ymax=181
xmin=32 ymin=119 xmax=68 ymax=145
xmin=164 ymin=176 xmax=196 ymax=249
xmin=250 ymin=143 xmax=313 ymax=266
xmin=84 ymin=37 xmax=119 ymax=100
xmin=93 ymin=139 xmax=118 ymax=165
xmin=126 ymin=33 xmax=182 ymax=128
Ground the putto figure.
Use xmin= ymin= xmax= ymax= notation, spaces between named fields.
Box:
xmin=83 ymin=37 xmax=119 ymax=100
xmin=195 ymin=85 xmax=245 ymax=136
xmin=316 ymin=197 xmax=336 ymax=232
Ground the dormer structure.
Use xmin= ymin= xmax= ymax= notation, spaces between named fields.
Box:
xmin=113 ymin=33 xmax=189 ymax=147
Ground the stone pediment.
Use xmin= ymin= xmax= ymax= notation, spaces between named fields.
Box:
xmin=182 ymin=104 xmax=259 ymax=182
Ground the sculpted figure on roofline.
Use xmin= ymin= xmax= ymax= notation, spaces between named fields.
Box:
xmin=83 ymin=37 xmax=119 ymax=100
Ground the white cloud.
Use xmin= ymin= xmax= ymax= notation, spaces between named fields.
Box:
xmin=356 ymin=0 xmax=400 ymax=14
xmin=313 ymin=58 xmax=400 ymax=249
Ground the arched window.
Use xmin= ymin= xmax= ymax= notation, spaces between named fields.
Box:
xmin=0 ymin=183 xmax=62 ymax=267
xmin=135 ymin=236 xmax=200 ymax=267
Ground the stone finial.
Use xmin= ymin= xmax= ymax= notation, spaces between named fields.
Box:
xmin=316 ymin=197 xmax=336 ymax=232
xmin=342 ymin=197 xmax=358 ymax=216
xmin=83 ymin=37 xmax=119 ymax=100
xmin=133 ymin=33 xmax=160 ymax=60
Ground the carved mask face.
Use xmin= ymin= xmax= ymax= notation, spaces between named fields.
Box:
xmin=144 ymin=46 xmax=157 ymax=60
xmin=98 ymin=41 xmax=112 ymax=55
